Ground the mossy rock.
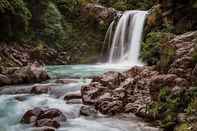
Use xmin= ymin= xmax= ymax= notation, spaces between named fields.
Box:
xmin=175 ymin=123 xmax=191 ymax=131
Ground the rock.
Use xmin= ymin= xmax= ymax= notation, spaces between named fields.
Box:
xmin=64 ymin=91 xmax=81 ymax=101
xmin=66 ymin=99 xmax=82 ymax=104
xmin=21 ymin=108 xmax=66 ymax=129
xmin=11 ymin=62 xmax=49 ymax=84
xmin=31 ymin=127 xmax=56 ymax=131
xmin=80 ymin=3 xmax=118 ymax=25
xmin=92 ymin=71 xmax=126 ymax=89
xmin=0 ymin=74 xmax=11 ymax=85
xmin=21 ymin=107 xmax=44 ymax=124
xmin=0 ymin=62 xmax=50 ymax=86
xmin=177 ymin=113 xmax=187 ymax=123
xmin=149 ymin=74 xmax=178 ymax=101
xmin=31 ymin=84 xmax=52 ymax=94
xmin=81 ymin=82 xmax=109 ymax=105
xmin=55 ymin=79 xmax=78 ymax=84
xmin=96 ymin=100 xmax=124 ymax=115
xmin=35 ymin=119 xmax=60 ymax=128
xmin=80 ymin=105 xmax=98 ymax=117
xmin=37 ymin=108 xmax=67 ymax=122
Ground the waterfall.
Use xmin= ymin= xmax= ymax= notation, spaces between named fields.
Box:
xmin=107 ymin=11 xmax=147 ymax=65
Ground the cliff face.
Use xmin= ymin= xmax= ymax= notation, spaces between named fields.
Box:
xmin=148 ymin=0 xmax=197 ymax=34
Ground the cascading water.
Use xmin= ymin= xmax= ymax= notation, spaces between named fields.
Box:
xmin=107 ymin=11 xmax=147 ymax=65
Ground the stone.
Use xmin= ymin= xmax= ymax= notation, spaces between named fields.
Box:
xmin=31 ymin=127 xmax=56 ymax=131
xmin=80 ymin=3 xmax=117 ymax=25
xmin=0 ymin=74 xmax=11 ymax=85
xmin=21 ymin=108 xmax=66 ymax=129
xmin=80 ymin=105 xmax=98 ymax=117
xmin=21 ymin=107 xmax=44 ymax=124
xmin=37 ymin=108 xmax=67 ymax=122
xmin=35 ymin=119 xmax=60 ymax=128
xmin=64 ymin=91 xmax=81 ymax=101
xmin=55 ymin=79 xmax=78 ymax=84
xmin=31 ymin=85 xmax=52 ymax=94
xmin=96 ymin=100 xmax=124 ymax=115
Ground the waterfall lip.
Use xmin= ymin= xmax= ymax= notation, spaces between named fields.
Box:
xmin=104 ymin=10 xmax=147 ymax=66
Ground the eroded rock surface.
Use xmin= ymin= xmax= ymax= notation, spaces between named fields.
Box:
xmin=0 ymin=62 xmax=49 ymax=86
xmin=81 ymin=31 xmax=197 ymax=117
xmin=21 ymin=108 xmax=66 ymax=129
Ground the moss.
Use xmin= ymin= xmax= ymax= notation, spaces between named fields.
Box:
xmin=158 ymin=45 xmax=175 ymax=72
xmin=186 ymin=97 xmax=197 ymax=115
xmin=112 ymin=1 xmax=128 ymax=11
xmin=146 ymin=87 xmax=197 ymax=131
xmin=175 ymin=123 xmax=191 ymax=131
xmin=140 ymin=32 xmax=174 ymax=66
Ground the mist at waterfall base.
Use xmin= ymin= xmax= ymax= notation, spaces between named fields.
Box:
xmin=0 ymin=11 xmax=155 ymax=131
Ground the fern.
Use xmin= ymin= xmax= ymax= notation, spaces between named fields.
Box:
xmin=0 ymin=0 xmax=12 ymax=12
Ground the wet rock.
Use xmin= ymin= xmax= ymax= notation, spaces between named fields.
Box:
xmin=35 ymin=119 xmax=60 ymax=128
xmin=80 ymin=105 xmax=98 ymax=117
xmin=14 ymin=94 xmax=32 ymax=101
xmin=31 ymin=127 xmax=56 ymax=131
xmin=55 ymin=79 xmax=78 ymax=84
xmin=66 ymin=99 xmax=82 ymax=104
xmin=37 ymin=108 xmax=67 ymax=122
xmin=31 ymin=84 xmax=52 ymax=94
xmin=21 ymin=108 xmax=66 ymax=129
xmin=64 ymin=91 xmax=81 ymax=101
xmin=21 ymin=107 xmax=44 ymax=124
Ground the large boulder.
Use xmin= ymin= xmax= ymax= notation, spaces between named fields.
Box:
xmin=21 ymin=108 xmax=67 ymax=129
xmin=0 ymin=74 xmax=11 ymax=86
xmin=64 ymin=91 xmax=81 ymax=101
xmin=31 ymin=84 xmax=52 ymax=94
xmin=0 ymin=62 xmax=50 ymax=86
xmin=80 ymin=3 xmax=118 ymax=26
xmin=11 ymin=61 xmax=49 ymax=83
xmin=80 ymin=105 xmax=98 ymax=117
xmin=21 ymin=107 xmax=44 ymax=124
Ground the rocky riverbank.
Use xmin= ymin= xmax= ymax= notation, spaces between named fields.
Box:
xmin=0 ymin=62 xmax=49 ymax=86
xmin=81 ymin=31 xmax=197 ymax=130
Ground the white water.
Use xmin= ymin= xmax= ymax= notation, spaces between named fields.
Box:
xmin=0 ymin=10 xmax=156 ymax=131
xmin=107 ymin=11 xmax=147 ymax=65
xmin=0 ymin=65 xmax=160 ymax=131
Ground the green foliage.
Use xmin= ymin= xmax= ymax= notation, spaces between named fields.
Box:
xmin=0 ymin=0 xmax=32 ymax=40
xmin=146 ymin=87 xmax=197 ymax=130
xmin=54 ymin=0 xmax=80 ymax=19
xmin=40 ymin=1 xmax=65 ymax=48
xmin=0 ymin=0 xmax=12 ymax=12
xmin=140 ymin=32 xmax=174 ymax=66
xmin=98 ymin=0 xmax=153 ymax=11
xmin=186 ymin=97 xmax=197 ymax=114
xmin=175 ymin=123 xmax=191 ymax=131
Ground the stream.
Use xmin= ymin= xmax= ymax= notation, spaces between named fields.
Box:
xmin=0 ymin=64 xmax=159 ymax=131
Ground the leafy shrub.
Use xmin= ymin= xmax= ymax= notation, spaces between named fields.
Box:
xmin=0 ymin=0 xmax=32 ymax=40
xmin=140 ymin=32 xmax=174 ymax=66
